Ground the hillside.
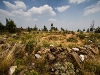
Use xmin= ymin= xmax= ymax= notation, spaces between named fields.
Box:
xmin=0 ymin=31 xmax=100 ymax=75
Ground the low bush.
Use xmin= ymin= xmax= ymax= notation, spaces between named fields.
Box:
xmin=67 ymin=37 xmax=78 ymax=43
xmin=25 ymin=70 xmax=38 ymax=75
xmin=77 ymin=34 xmax=86 ymax=40
xmin=16 ymin=59 xmax=24 ymax=65
xmin=25 ymin=40 xmax=35 ymax=53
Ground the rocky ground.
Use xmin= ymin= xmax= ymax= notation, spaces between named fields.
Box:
xmin=0 ymin=32 xmax=100 ymax=75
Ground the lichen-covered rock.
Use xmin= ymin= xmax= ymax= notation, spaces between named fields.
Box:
xmin=54 ymin=62 xmax=75 ymax=75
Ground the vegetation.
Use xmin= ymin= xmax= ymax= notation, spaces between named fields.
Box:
xmin=0 ymin=18 xmax=100 ymax=75
xmin=67 ymin=37 xmax=78 ymax=43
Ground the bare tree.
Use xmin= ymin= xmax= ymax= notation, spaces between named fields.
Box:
xmin=90 ymin=20 xmax=94 ymax=32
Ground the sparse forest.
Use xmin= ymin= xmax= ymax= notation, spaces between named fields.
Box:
xmin=0 ymin=18 xmax=100 ymax=75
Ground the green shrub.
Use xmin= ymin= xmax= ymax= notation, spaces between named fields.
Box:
xmin=77 ymin=34 xmax=86 ymax=40
xmin=35 ymin=57 xmax=46 ymax=73
xmin=48 ymin=36 xmax=58 ymax=40
xmin=95 ymin=64 xmax=100 ymax=75
xmin=16 ymin=59 xmax=23 ymax=65
xmin=25 ymin=70 xmax=38 ymax=75
xmin=84 ymin=61 xmax=96 ymax=72
xmin=67 ymin=37 xmax=78 ymax=43
xmin=34 ymin=44 xmax=42 ymax=54
xmin=25 ymin=40 xmax=35 ymax=53
xmin=54 ymin=62 xmax=75 ymax=75
xmin=68 ymin=44 xmax=77 ymax=48
xmin=42 ymin=40 xmax=50 ymax=48
xmin=14 ymin=68 xmax=20 ymax=75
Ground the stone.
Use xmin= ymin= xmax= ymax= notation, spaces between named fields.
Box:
xmin=9 ymin=66 xmax=17 ymax=75
xmin=79 ymin=54 xmax=84 ymax=61
xmin=0 ymin=39 xmax=5 ymax=44
xmin=84 ymin=45 xmax=91 ymax=49
xmin=72 ymin=48 xmax=79 ymax=51
xmin=47 ymin=53 xmax=55 ymax=61
xmin=35 ymin=54 xmax=41 ymax=58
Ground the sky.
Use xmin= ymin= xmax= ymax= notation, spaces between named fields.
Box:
xmin=0 ymin=0 xmax=100 ymax=31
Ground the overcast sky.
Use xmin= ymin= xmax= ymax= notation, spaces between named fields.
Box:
xmin=0 ymin=0 xmax=100 ymax=31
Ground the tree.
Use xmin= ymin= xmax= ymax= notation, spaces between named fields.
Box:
xmin=33 ymin=25 xmax=38 ymax=31
xmin=90 ymin=21 xmax=94 ymax=32
xmin=83 ymin=28 xmax=85 ymax=31
xmin=42 ymin=25 xmax=48 ymax=31
xmin=28 ymin=27 xmax=31 ymax=32
xmin=55 ymin=27 xmax=58 ymax=31
xmin=61 ymin=27 xmax=65 ymax=31
xmin=87 ymin=28 xmax=89 ymax=32
xmin=6 ymin=18 xmax=16 ymax=33
xmin=95 ymin=27 xmax=100 ymax=33
xmin=51 ymin=23 xmax=53 ymax=27
xmin=0 ymin=22 xmax=5 ymax=34
xmin=77 ymin=29 xmax=80 ymax=32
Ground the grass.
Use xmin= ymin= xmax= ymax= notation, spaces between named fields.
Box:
xmin=0 ymin=31 xmax=100 ymax=75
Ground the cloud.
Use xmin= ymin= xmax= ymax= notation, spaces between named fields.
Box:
xmin=0 ymin=1 xmax=56 ymax=18
xmin=28 ymin=4 xmax=56 ymax=16
xmin=33 ymin=18 xmax=38 ymax=21
xmin=26 ymin=18 xmax=38 ymax=21
xmin=55 ymin=5 xmax=70 ymax=12
xmin=84 ymin=1 xmax=100 ymax=16
xmin=3 ymin=1 xmax=26 ymax=10
xmin=48 ymin=18 xmax=65 ymax=24
xmin=0 ymin=9 xmax=14 ymax=16
xmin=48 ymin=18 xmax=57 ymax=22
xmin=0 ymin=1 xmax=56 ymax=28
xmin=68 ymin=0 xmax=86 ymax=4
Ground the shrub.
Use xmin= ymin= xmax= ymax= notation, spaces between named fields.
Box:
xmin=67 ymin=37 xmax=78 ymax=43
xmin=42 ymin=40 xmax=50 ymax=48
xmin=48 ymin=36 xmax=58 ymax=41
xmin=16 ymin=59 xmax=24 ymax=65
xmin=25 ymin=40 xmax=35 ymax=53
xmin=84 ymin=61 xmax=96 ymax=72
xmin=54 ymin=62 xmax=75 ymax=75
xmin=35 ymin=57 xmax=46 ymax=73
xmin=77 ymin=34 xmax=86 ymax=40
xmin=95 ymin=64 xmax=100 ymax=75
xmin=14 ymin=68 xmax=20 ymax=75
xmin=68 ymin=44 xmax=77 ymax=48
xmin=25 ymin=70 xmax=38 ymax=75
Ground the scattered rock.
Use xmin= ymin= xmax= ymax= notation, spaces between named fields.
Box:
xmin=35 ymin=54 xmax=41 ymax=58
xmin=0 ymin=39 xmax=5 ymax=44
xmin=79 ymin=54 xmax=84 ymax=62
xmin=47 ymin=53 xmax=55 ymax=61
xmin=9 ymin=66 xmax=17 ymax=75
xmin=84 ymin=45 xmax=91 ymax=49
xmin=72 ymin=48 xmax=79 ymax=51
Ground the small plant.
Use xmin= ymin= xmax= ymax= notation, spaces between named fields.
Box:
xmin=67 ymin=37 xmax=78 ymax=43
xmin=35 ymin=57 xmax=46 ymax=73
xmin=25 ymin=70 xmax=38 ymax=75
xmin=54 ymin=62 xmax=75 ymax=75
xmin=14 ymin=68 xmax=20 ymax=75
xmin=25 ymin=40 xmax=35 ymax=53
xmin=68 ymin=44 xmax=77 ymax=48
xmin=77 ymin=34 xmax=86 ymax=40
xmin=16 ymin=59 xmax=24 ymax=65
xmin=95 ymin=64 xmax=100 ymax=75
xmin=84 ymin=61 xmax=96 ymax=72
xmin=48 ymin=35 xmax=58 ymax=41
xmin=42 ymin=40 xmax=50 ymax=48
